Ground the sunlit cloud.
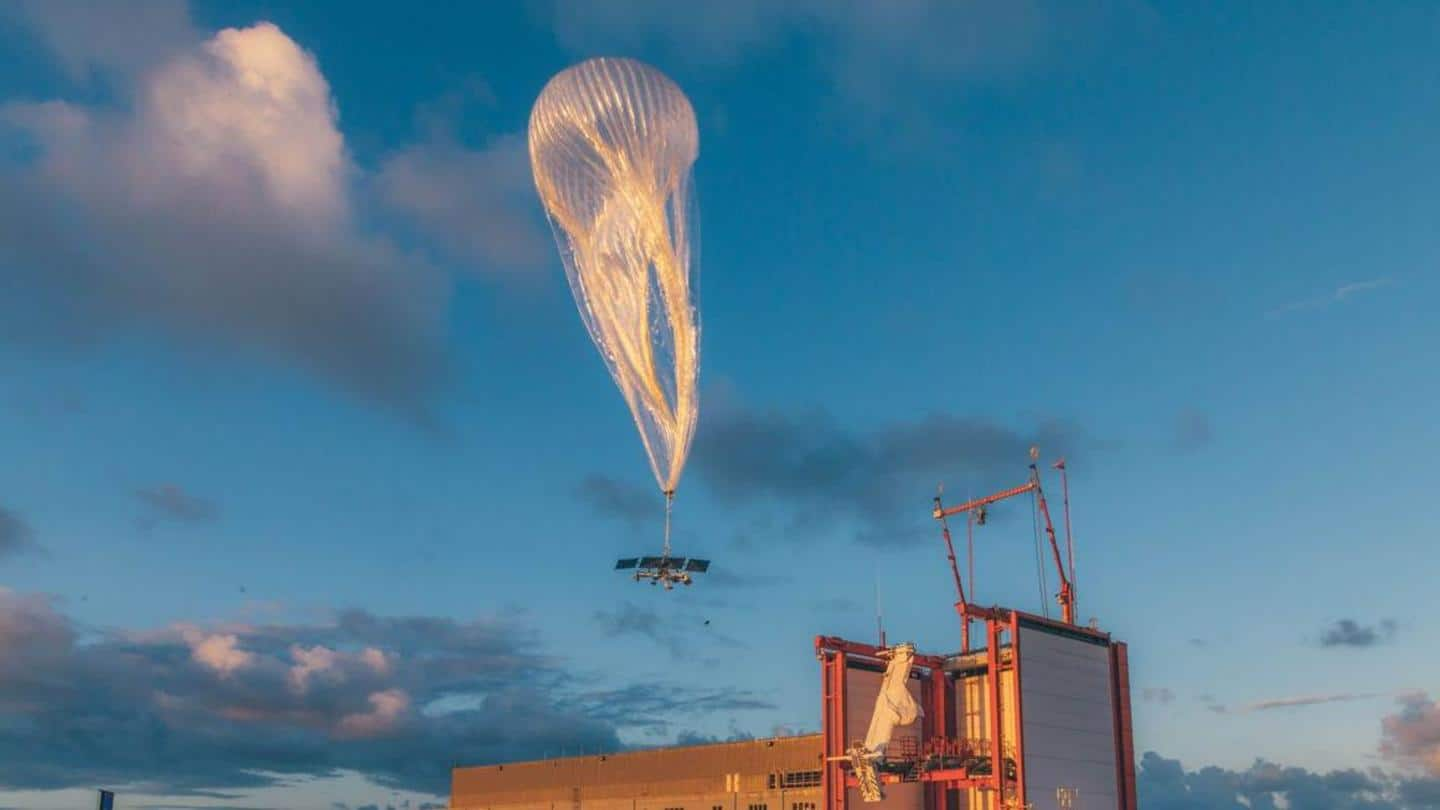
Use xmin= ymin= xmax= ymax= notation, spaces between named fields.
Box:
xmin=0 ymin=587 xmax=772 ymax=797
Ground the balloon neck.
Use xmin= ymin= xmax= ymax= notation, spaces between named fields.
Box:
xmin=662 ymin=490 xmax=675 ymax=559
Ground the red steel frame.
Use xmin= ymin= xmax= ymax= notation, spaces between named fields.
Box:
xmin=819 ymin=461 xmax=1134 ymax=810
xmin=934 ymin=464 xmax=1076 ymax=654
xmin=818 ymin=609 xmax=1133 ymax=810
xmin=1110 ymin=643 xmax=1138 ymax=810
xmin=816 ymin=634 xmax=981 ymax=810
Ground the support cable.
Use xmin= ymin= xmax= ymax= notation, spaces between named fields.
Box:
xmin=967 ymin=512 xmax=975 ymax=613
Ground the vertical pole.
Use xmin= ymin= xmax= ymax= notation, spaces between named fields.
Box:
xmin=985 ymin=620 xmax=1003 ymax=799
xmin=875 ymin=580 xmax=886 ymax=648
xmin=1111 ymin=643 xmax=1138 ymax=810
xmin=820 ymin=643 xmax=849 ymax=810
xmin=822 ymin=648 xmax=835 ymax=810
xmin=1009 ymin=613 xmax=1026 ymax=810
xmin=929 ymin=664 xmax=956 ymax=810
xmin=933 ymin=665 xmax=955 ymax=739
xmin=965 ymin=513 xmax=976 ymax=653
xmin=835 ymin=652 xmax=848 ymax=810
xmin=967 ymin=512 xmax=976 ymax=620
xmin=922 ymin=671 xmax=936 ymax=810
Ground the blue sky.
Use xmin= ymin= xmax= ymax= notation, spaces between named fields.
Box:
xmin=1 ymin=2 xmax=1438 ymax=808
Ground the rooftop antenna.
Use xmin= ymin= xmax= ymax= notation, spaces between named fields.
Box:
xmin=874 ymin=577 xmax=887 ymax=648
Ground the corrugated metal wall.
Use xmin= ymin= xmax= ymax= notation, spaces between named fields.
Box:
xmin=452 ymin=735 xmax=824 ymax=810
xmin=1016 ymin=625 xmax=1119 ymax=810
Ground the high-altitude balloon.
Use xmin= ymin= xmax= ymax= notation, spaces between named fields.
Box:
xmin=529 ymin=58 xmax=700 ymax=496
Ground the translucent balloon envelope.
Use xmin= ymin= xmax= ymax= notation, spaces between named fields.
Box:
xmin=529 ymin=58 xmax=700 ymax=495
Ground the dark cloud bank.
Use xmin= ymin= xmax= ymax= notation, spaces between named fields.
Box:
xmin=1139 ymin=752 xmax=1440 ymax=810
xmin=592 ymin=601 xmax=747 ymax=660
xmin=135 ymin=484 xmax=220 ymax=526
xmin=583 ymin=399 xmax=1100 ymax=546
xmin=1319 ymin=618 xmax=1398 ymax=648
xmin=0 ymin=505 xmax=38 ymax=559
xmin=0 ymin=589 xmax=771 ymax=798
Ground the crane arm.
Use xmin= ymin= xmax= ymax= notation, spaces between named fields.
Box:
xmin=932 ymin=481 xmax=1037 ymax=519
xmin=935 ymin=479 xmax=1042 ymax=649
xmin=933 ymin=497 xmax=967 ymax=610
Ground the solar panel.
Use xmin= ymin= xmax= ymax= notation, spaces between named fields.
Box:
xmin=684 ymin=558 xmax=710 ymax=572
xmin=638 ymin=556 xmax=666 ymax=569
xmin=614 ymin=558 xmax=638 ymax=570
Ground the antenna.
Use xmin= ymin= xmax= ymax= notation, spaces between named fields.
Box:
xmin=874 ymin=577 xmax=887 ymax=648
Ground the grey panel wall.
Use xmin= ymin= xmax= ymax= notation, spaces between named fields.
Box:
xmin=1016 ymin=627 xmax=1118 ymax=810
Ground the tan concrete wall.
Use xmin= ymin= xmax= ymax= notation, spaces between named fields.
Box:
xmin=451 ymin=788 xmax=822 ymax=810
xmin=452 ymin=735 xmax=823 ymax=810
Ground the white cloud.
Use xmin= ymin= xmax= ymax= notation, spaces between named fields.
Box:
xmin=360 ymin=647 xmax=390 ymax=674
xmin=0 ymin=17 xmax=562 ymax=409
xmin=288 ymin=644 xmax=392 ymax=693
xmin=338 ymin=688 xmax=412 ymax=738
xmin=0 ymin=22 xmax=450 ymax=410
xmin=19 ymin=20 xmax=350 ymax=227
xmin=288 ymin=644 xmax=340 ymax=693
xmin=182 ymin=629 xmax=254 ymax=676
xmin=140 ymin=21 xmax=349 ymax=228
xmin=1382 ymin=691 xmax=1440 ymax=777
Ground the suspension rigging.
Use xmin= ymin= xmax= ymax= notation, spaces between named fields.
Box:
xmin=932 ymin=453 xmax=1077 ymax=650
